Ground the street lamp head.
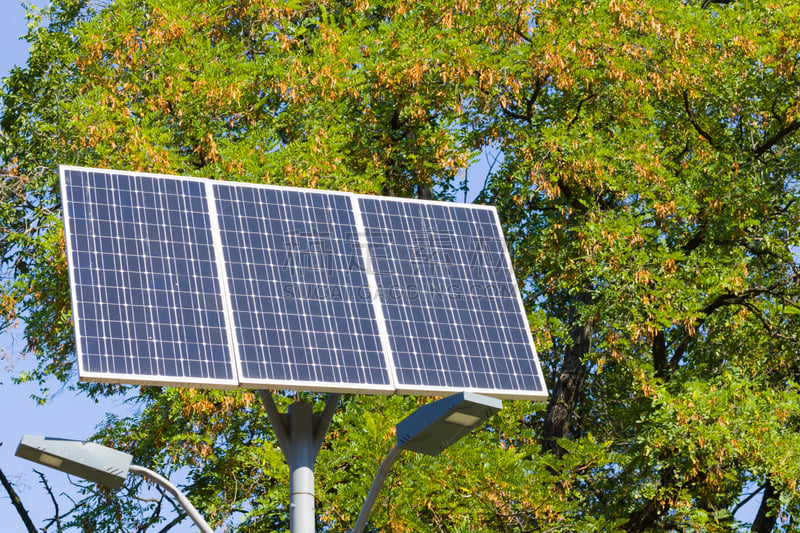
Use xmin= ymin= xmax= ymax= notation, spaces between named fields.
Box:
xmin=395 ymin=392 xmax=503 ymax=456
xmin=15 ymin=435 xmax=132 ymax=490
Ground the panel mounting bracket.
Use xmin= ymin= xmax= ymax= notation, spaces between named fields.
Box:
xmin=258 ymin=390 xmax=342 ymax=533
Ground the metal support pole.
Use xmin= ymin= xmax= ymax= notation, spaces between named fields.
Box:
xmin=350 ymin=444 xmax=405 ymax=533
xmin=128 ymin=465 xmax=214 ymax=533
xmin=289 ymin=402 xmax=315 ymax=533
xmin=259 ymin=392 xmax=342 ymax=533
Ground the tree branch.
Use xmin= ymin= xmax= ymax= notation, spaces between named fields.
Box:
xmin=701 ymin=0 xmax=736 ymax=8
xmin=733 ymin=483 xmax=766 ymax=516
xmin=751 ymin=478 xmax=779 ymax=533
xmin=683 ymin=91 xmax=717 ymax=148
xmin=35 ymin=469 xmax=62 ymax=532
xmin=499 ymin=79 xmax=542 ymax=124
xmin=157 ymin=512 xmax=188 ymax=533
xmin=652 ymin=331 xmax=668 ymax=379
xmin=567 ymin=91 xmax=596 ymax=130
xmin=0 ymin=464 xmax=37 ymax=533
xmin=666 ymin=281 xmax=794 ymax=373
xmin=623 ymin=465 xmax=675 ymax=532
xmin=754 ymin=119 xmax=800 ymax=157
xmin=682 ymin=226 xmax=706 ymax=253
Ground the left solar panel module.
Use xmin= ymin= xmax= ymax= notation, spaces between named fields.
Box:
xmin=61 ymin=167 xmax=239 ymax=387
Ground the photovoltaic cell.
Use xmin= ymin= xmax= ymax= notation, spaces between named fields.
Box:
xmin=358 ymin=197 xmax=544 ymax=398
xmin=214 ymin=183 xmax=391 ymax=392
xmin=61 ymin=168 xmax=236 ymax=386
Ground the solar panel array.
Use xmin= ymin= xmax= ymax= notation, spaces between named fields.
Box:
xmin=61 ymin=166 xmax=546 ymax=399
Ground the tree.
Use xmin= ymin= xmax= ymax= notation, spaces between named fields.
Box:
xmin=1 ymin=0 xmax=799 ymax=531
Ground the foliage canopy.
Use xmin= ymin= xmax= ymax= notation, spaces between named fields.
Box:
xmin=1 ymin=0 xmax=799 ymax=531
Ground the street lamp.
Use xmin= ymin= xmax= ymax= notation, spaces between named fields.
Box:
xmin=15 ymin=435 xmax=213 ymax=533
xmin=350 ymin=391 xmax=502 ymax=533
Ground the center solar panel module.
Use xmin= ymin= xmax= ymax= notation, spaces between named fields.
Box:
xmin=61 ymin=166 xmax=546 ymax=400
xmin=213 ymin=182 xmax=391 ymax=392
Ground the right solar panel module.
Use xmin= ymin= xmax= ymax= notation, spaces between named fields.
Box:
xmin=358 ymin=197 xmax=546 ymax=400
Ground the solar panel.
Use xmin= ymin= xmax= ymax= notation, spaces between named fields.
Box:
xmin=61 ymin=166 xmax=546 ymax=400
xmin=213 ymin=182 xmax=392 ymax=393
xmin=358 ymin=197 xmax=544 ymax=398
xmin=61 ymin=168 xmax=237 ymax=387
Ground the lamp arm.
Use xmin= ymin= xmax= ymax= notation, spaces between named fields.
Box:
xmin=128 ymin=465 xmax=214 ymax=533
xmin=350 ymin=444 xmax=405 ymax=533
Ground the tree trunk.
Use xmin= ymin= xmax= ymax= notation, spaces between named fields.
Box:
xmin=542 ymin=290 xmax=593 ymax=457
xmin=751 ymin=479 xmax=779 ymax=533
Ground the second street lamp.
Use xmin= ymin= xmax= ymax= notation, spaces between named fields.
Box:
xmin=350 ymin=392 xmax=503 ymax=533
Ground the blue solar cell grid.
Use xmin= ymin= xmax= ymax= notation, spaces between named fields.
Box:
xmin=62 ymin=168 xmax=236 ymax=386
xmin=358 ymin=197 xmax=544 ymax=397
xmin=214 ymin=183 xmax=391 ymax=392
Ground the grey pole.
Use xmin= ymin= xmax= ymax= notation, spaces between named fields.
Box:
xmin=128 ymin=464 xmax=214 ymax=533
xmin=258 ymin=392 xmax=342 ymax=533
xmin=289 ymin=402 xmax=315 ymax=533
xmin=350 ymin=444 xmax=404 ymax=533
